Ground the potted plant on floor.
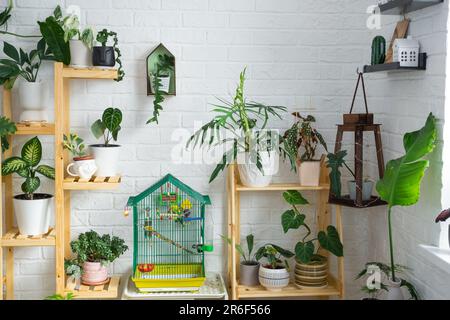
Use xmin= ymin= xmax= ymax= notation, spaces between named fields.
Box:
xmin=187 ymin=68 xmax=287 ymax=187
xmin=70 ymin=230 xmax=128 ymax=285
xmin=63 ymin=132 xmax=97 ymax=180
xmin=255 ymin=244 xmax=294 ymax=291
xmin=90 ymin=107 xmax=123 ymax=177
xmin=281 ymin=190 xmax=343 ymax=288
xmin=1 ymin=137 xmax=55 ymax=236
xmin=61 ymin=11 xmax=94 ymax=67
xmin=376 ymin=112 xmax=437 ymax=299
xmin=92 ymin=28 xmax=124 ymax=81
xmin=0 ymin=116 xmax=16 ymax=153
xmin=222 ymin=234 xmax=260 ymax=286
xmin=435 ymin=208 xmax=450 ymax=247
xmin=282 ymin=113 xmax=327 ymax=186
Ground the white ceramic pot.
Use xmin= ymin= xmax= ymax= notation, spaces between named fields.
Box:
xmin=69 ymin=39 xmax=92 ymax=67
xmin=258 ymin=265 xmax=290 ymax=291
xmin=13 ymin=194 xmax=53 ymax=236
xmin=237 ymin=151 xmax=278 ymax=188
xmin=348 ymin=180 xmax=374 ymax=201
xmin=19 ymin=81 xmax=48 ymax=122
xmin=158 ymin=75 xmax=170 ymax=93
xmin=297 ymin=160 xmax=321 ymax=186
xmin=89 ymin=144 xmax=121 ymax=177
xmin=386 ymin=278 xmax=404 ymax=300
xmin=66 ymin=156 xmax=98 ymax=179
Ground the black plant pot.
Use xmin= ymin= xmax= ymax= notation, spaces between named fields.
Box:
xmin=93 ymin=46 xmax=115 ymax=67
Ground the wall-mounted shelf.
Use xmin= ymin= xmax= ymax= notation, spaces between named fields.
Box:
xmin=364 ymin=53 xmax=427 ymax=73
xmin=377 ymin=0 xmax=444 ymax=15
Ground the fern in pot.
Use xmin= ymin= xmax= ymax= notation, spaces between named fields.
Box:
xmin=1 ymin=137 xmax=55 ymax=236
xmin=187 ymin=68 xmax=286 ymax=187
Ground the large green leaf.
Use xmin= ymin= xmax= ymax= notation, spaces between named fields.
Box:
xmin=271 ymin=244 xmax=294 ymax=258
xmin=376 ymin=113 xmax=437 ymax=208
xmin=326 ymin=150 xmax=347 ymax=198
xmin=36 ymin=165 xmax=55 ymax=180
xmin=246 ymin=234 xmax=254 ymax=256
xmin=295 ymin=241 xmax=315 ymax=264
xmin=318 ymin=225 xmax=343 ymax=257
xmin=21 ymin=137 xmax=42 ymax=167
xmin=102 ymin=108 xmax=123 ymax=133
xmin=281 ymin=209 xmax=305 ymax=233
xmin=22 ymin=176 xmax=40 ymax=195
xmin=91 ymin=119 xmax=106 ymax=139
xmin=282 ymin=190 xmax=309 ymax=206
xmin=0 ymin=63 xmax=19 ymax=78
xmin=38 ymin=16 xmax=70 ymax=65
xmin=0 ymin=116 xmax=16 ymax=153
xmin=3 ymin=42 xmax=19 ymax=62
xmin=1 ymin=157 xmax=28 ymax=175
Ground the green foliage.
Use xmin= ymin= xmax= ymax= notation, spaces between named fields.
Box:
xmin=255 ymin=244 xmax=294 ymax=270
xmin=45 ymin=292 xmax=74 ymax=300
xmin=63 ymin=133 xmax=87 ymax=157
xmin=281 ymin=190 xmax=343 ymax=264
xmin=186 ymin=68 xmax=287 ymax=182
xmin=61 ymin=13 xmax=94 ymax=49
xmin=1 ymin=137 xmax=55 ymax=198
xmin=91 ymin=107 xmax=123 ymax=146
xmin=376 ymin=113 xmax=437 ymax=281
xmin=326 ymin=150 xmax=352 ymax=198
xmin=0 ymin=0 xmax=12 ymax=29
xmin=0 ymin=116 xmax=16 ymax=153
xmin=221 ymin=234 xmax=257 ymax=263
xmin=95 ymin=28 xmax=124 ymax=81
xmin=70 ymin=230 xmax=128 ymax=264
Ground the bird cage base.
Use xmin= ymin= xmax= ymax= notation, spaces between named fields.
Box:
xmin=328 ymin=195 xmax=387 ymax=208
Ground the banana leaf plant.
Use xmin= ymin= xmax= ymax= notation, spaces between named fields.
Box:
xmin=281 ymin=190 xmax=343 ymax=264
xmin=186 ymin=68 xmax=287 ymax=183
xmin=1 ymin=136 xmax=55 ymax=200
xmin=0 ymin=116 xmax=16 ymax=153
xmin=376 ymin=112 xmax=437 ymax=281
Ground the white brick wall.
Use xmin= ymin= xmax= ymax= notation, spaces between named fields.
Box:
xmin=2 ymin=0 xmax=448 ymax=300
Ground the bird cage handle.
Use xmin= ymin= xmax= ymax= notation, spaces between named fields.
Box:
xmin=349 ymin=71 xmax=369 ymax=115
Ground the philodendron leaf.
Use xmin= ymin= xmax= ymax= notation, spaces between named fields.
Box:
xmin=271 ymin=244 xmax=294 ymax=258
xmin=1 ymin=157 xmax=28 ymax=175
xmin=282 ymin=190 xmax=309 ymax=206
xmin=38 ymin=17 xmax=71 ymax=65
xmin=102 ymin=108 xmax=122 ymax=133
xmin=91 ymin=119 xmax=106 ymax=140
xmin=3 ymin=42 xmax=20 ymax=62
xmin=318 ymin=225 xmax=343 ymax=257
xmin=22 ymin=136 xmax=42 ymax=167
xmin=22 ymin=176 xmax=40 ymax=195
xmin=326 ymin=150 xmax=347 ymax=198
xmin=295 ymin=241 xmax=315 ymax=264
xmin=376 ymin=113 xmax=437 ymax=208
xmin=281 ymin=209 xmax=305 ymax=233
xmin=36 ymin=165 xmax=55 ymax=180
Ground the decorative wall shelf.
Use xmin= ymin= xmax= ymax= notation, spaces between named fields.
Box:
xmin=65 ymin=276 xmax=120 ymax=299
xmin=377 ymin=0 xmax=444 ymax=15
xmin=364 ymin=53 xmax=427 ymax=73
xmin=146 ymin=43 xmax=176 ymax=96
xmin=0 ymin=228 xmax=56 ymax=247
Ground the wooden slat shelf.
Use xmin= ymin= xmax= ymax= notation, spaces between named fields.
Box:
xmin=62 ymin=66 xmax=118 ymax=79
xmin=63 ymin=176 xmax=121 ymax=190
xmin=0 ymin=228 xmax=56 ymax=247
xmin=236 ymin=183 xmax=329 ymax=192
xmin=377 ymin=0 xmax=443 ymax=14
xmin=65 ymin=276 xmax=120 ymax=299
xmin=237 ymin=276 xmax=340 ymax=299
xmin=14 ymin=122 xmax=55 ymax=135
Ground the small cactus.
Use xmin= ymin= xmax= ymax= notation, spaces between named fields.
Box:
xmin=371 ymin=36 xmax=386 ymax=65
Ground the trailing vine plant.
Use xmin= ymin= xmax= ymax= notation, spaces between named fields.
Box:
xmin=96 ymin=28 xmax=125 ymax=81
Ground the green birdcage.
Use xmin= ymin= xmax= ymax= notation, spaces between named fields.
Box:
xmin=126 ymin=174 xmax=212 ymax=291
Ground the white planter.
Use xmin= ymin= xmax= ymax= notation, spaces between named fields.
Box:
xmin=237 ymin=151 xmax=278 ymax=188
xmin=297 ymin=160 xmax=321 ymax=186
xmin=158 ymin=75 xmax=170 ymax=93
xmin=348 ymin=180 xmax=374 ymax=201
xmin=258 ymin=265 xmax=290 ymax=291
xmin=386 ymin=278 xmax=404 ymax=300
xmin=67 ymin=157 xmax=97 ymax=180
xmin=69 ymin=39 xmax=92 ymax=68
xmin=19 ymin=81 xmax=48 ymax=122
xmin=13 ymin=194 xmax=53 ymax=236
xmin=89 ymin=144 xmax=121 ymax=177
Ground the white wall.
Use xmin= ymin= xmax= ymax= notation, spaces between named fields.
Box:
xmin=2 ymin=0 xmax=448 ymax=300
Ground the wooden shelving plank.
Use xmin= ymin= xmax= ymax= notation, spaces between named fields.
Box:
xmin=63 ymin=176 xmax=121 ymax=190
xmin=377 ymin=0 xmax=443 ymax=14
xmin=62 ymin=66 xmax=118 ymax=79
xmin=65 ymin=276 xmax=120 ymax=299
xmin=236 ymin=183 xmax=329 ymax=192
xmin=15 ymin=122 xmax=55 ymax=135
xmin=0 ymin=228 xmax=56 ymax=247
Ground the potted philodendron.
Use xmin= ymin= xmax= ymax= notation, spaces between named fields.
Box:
xmin=282 ymin=113 xmax=327 ymax=186
xmin=376 ymin=112 xmax=436 ymax=300
xmin=255 ymin=244 xmax=294 ymax=291
xmin=281 ymin=190 xmax=343 ymax=288
xmin=187 ymin=68 xmax=287 ymax=187
xmin=93 ymin=28 xmax=124 ymax=81
xmin=69 ymin=230 xmax=128 ymax=285
xmin=1 ymin=137 xmax=55 ymax=236
xmin=61 ymin=11 xmax=94 ymax=67
xmin=435 ymin=208 xmax=450 ymax=247
xmin=63 ymin=132 xmax=97 ymax=180
xmin=222 ymin=234 xmax=260 ymax=287
xmin=90 ymin=107 xmax=123 ymax=177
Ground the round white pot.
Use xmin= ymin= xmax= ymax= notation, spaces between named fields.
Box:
xmin=69 ymin=39 xmax=92 ymax=68
xmin=19 ymin=81 xmax=48 ymax=122
xmin=13 ymin=194 xmax=53 ymax=236
xmin=237 ymin=151 xmax=278 ymax=188
xmin=348 ymin=180 xmax=374 ymax=201
xmin=297 ymin=160 xmax=321 ymax=186
xmin=386 ymin=278 xmax=404 ymax=300
xmin=258 ymin=265 xmax=290 ymax=291
xmin=158 ymin=75 xmax=170 ymax=93
xmin=89 ymin=144 xmax=121 ymax=177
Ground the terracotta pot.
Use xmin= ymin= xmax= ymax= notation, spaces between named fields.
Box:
xmin=297 ymin=160 xmax=321 ymax=186
xmin=258 ymin=265 xmax=290 ymax=291
xmin=81 ymin=261 xmax=108 ymax=285
xmin=294 ymin=255 xmax=328 ymax=288
xmin=240 ymin=262 xmax=260 ymax=287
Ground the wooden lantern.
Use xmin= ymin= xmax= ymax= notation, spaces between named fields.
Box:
xmin=329 ymin=72 xmax=386 ymax=208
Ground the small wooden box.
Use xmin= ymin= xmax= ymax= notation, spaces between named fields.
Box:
xmin=343 ymin=113 xmax=374 ymax=125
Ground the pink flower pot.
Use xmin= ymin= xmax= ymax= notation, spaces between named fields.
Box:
xmin=81 ymin=262 xmax=108 ymax=285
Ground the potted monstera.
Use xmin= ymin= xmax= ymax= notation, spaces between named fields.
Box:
xmin=90 ymin=107 xmax=123 ymax=177
xmin=1 ymin=137 xmax=55 ymax=236
xmin=281 ymin=190 xmax=343 ymax=288
xmin=255 ymin=244 xmax=294 ymax=291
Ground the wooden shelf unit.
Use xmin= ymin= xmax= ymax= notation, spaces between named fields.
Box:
xmin=226 ymin=162 xmax=345 ymax=300
xmin=15 ymin=122 xmax=55 ymax=135
xmin=0 ymin=228 xmax=56 ymax=247
xmin=63 ymin=176 xmax=121 ymax=190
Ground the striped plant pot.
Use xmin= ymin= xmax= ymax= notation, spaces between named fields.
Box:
xmin=294 ymin=256 xmax=328 ymax=289
xmin=258 ymin=265 xmax=290 ymax=291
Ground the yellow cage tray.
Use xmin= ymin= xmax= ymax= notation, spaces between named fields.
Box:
xmin=132 ymin=264 xmax=205 ymax=289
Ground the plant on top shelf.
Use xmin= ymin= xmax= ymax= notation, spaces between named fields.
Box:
xmin=281 ymin=190 xmax=343 ymax=288
xmin=93 ymin=28 xmax=124 ymax=81
xmin=187 ymin=68 xmax=287 ymax=187
xmin=375 ymin=112 xmax=436 ymax=299
xmin=0 ymin=116 xmax=16 ymax=153
xmin=1 ymin=137 xmax=55 ymax=236
xmin=70 ymin=230 xmax=128 ymax=285
xmin=255 ymin=244 xmax=294 ymax=291
xmin=90 ymin=107 xmax=123 ymax=177
xmin=282 ymin=113 xmax=327 ymax=186
xmin=147 ymin=53 xmax=175 ymax=124
xmin=63 ymin=132 xmax=97 ymax=180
